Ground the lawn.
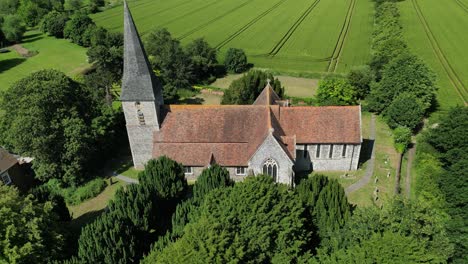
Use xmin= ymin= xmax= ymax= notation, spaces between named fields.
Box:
xmin=347 ymin=115 xmax=399 ymax=207
xmin=91 ymin=0 xmax=373 ymax=74
xmin=0 ymin=30 xmax=90 ymax=91
xmin=398 ymin=0 xmax=468 ymax=111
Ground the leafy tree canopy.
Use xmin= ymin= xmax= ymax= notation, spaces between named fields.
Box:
xmin=367 ymin=53 xmax=437 ymax=113
xmin=224 ymin=47 xmax=248 ymax=73
xmin=0 ymin=69 xmax=116 ymax=186
xmin=63 ymin=12 xmax=95 ymax=46
xmin=346 ymin=65 xmax=374 ymax=99
xmin=392 ymin=126 xmax=412 ymax=153
xmin=0 ymin=184 xmax=65 ymax=263
xmin=1 ymin=14 xmax=25 ymax=42
xmin=316 ymin=77 xmax=358 ymax=106
xmin=221 ymin=70 xmax=284 ymax=104
xmin=384 ymin=92 xmax=425 ymax=130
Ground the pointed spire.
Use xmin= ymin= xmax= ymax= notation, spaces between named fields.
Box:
xmin=121 ymin=1 xmax=163 ymax=104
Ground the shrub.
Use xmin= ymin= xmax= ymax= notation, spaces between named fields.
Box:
xmin=67 ymin=178 xmax=107 ymax=205
xmin=384 ymin=93 xmax=425 ymax=130
xmin=64 ymin=12 xmax=95 ymax=46
xmin=224 ymin=48 xmax=248 ymax=73
xmin=316 ymin=77 xmax=358 ymax=106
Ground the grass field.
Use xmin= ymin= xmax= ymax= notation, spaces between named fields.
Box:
xmin=92 ymin=0 xmax=374 ymax=74
xmin=399 ymin=0 xmax=468 ymax=111
xmin=0 ymin=30 xmax=90 ymax=91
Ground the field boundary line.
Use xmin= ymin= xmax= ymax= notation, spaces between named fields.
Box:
xmin=454 ymin=0 xmax=468 ymax=13
xmin=326 ymin=0 xmax=356 ymax=72
xmin=98 ymin=0 xmax=193 ymax=22
xmin=268 ymin=0 xmax=321 ymax=56
xmin=158 ymin=0 xmax=224 ymax=28
xmin=412 ymin=0 xmax=468 ymax=104
xmin=177 ymin=0 xmax=253 ymax=40
xmin=214 ymin=0 xmax=289 ymax=49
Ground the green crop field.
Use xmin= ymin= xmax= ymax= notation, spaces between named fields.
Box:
xmin=0 ymin=30 xmax=90 ymax=91
xmin=399 ymin=0 xmax=468 ymax=111
xmin=92 ymin=0 xmax=374 ymax=74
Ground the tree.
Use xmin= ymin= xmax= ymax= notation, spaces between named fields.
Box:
xmin=1 ymin=14 xmax=25 ymax=42
xmin=316 ymin=77 xmax=358 ymax=106
xmin=63 ymin=12 xmax=95 ymax=46
xmin=296 ymin=175 xmax=351 ymax=241
xmin=0 ymin=184 xmax=65 ymax=263
xmin=224 ymin=47 xmax=248 ymax=73
xmin=17 ymin=0 xmax=47 ymax=27
xmin=393 ymin=126 xmax=412 ymax=154
xmin=31 ymin=184 xmax=71 ymax=222
xmin=144 ymin=28 xmax=193 ymax=101
xmin=0 ymin=70 xmax=104 ymax=186
xmin=346 ymin=65 xmax=374 ymax=99
xmin=87 ymin=0 xmax=104 ymax=13
xmin=0 ymin=0 xmax=20 ymax=15
xmin=40 ymin=11 xmax=68 ymax=38
xmin=426 ymin=106 xmax=468 ymax=166
xmin=392 ymin=126 xmax=412 ymax=193
xmin=425 ymin=107 xmax=468 ymax=263
xmin=139 ymin=156 xmax=188 ymax=232
xmin=77 ymin=210 xmax=140 ymax=264
xmin=64 ymin=0 xmax=81 ymax=11
xmin=185 ymin=38 xmax=218 ymax=82
xmin=367 ymin=53 xmax=437 ymax=113
xmin=193 ymin=164 xmax=233 ymax=200
xmin=384 ymin=93 xmax=425 ymax=130
xmin=319 ymin=198 xmax=453 ymax=263
xmin=144 ymin=176 xmax=313 ymax=263
xmin=139 ymin=156 xmax=188 ymax=200
xmin=221 ymin=70 xmax=284 ymax=104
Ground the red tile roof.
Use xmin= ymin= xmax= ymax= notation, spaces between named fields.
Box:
xmin=152 ymin=99 xmax=361 ymax=166
xmin=279 ymin=105 xmax=361 ymax=144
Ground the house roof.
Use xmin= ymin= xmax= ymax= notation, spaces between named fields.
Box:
xmin=0 ymin=148 xmax=18 ymax=174
xmin=120 ymin=1 xmax=163 ymax=103
xmin=152 ymin=99 xmax=361 ymax=166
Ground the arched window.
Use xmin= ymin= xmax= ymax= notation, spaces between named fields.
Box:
xmin=262 ymin=158 xmax=278 ymax=182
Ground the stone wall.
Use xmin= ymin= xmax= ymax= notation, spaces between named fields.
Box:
xmin=295 ymin=144 xmax=361 ymax=171
xmin=123 ymin=101 xmax=160 ymax=169
xmin=249 ymin=133 xmax=294 ymax=185
xmin=183 ymin=166 xmax=249 ymax=182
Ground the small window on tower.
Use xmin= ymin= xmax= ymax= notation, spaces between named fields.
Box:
xmin=137 ymin=109 xmax=145 ymax=125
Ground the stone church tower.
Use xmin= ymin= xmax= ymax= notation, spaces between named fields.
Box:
xmin=121 ymin=1 xmax=164 ymax=169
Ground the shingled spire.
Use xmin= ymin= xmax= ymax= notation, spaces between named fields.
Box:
xmin=121 ymin=1 xmax=163 ymax=104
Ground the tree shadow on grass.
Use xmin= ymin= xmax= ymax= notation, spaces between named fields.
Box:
xmin=66 ymin=208 xmax=106 ymax=256
xmin=0 ymin=58 xmax=26 ymax=74
xmin=359 ymin=139 xmax=375 ymax=166
xmin=21 ymin=33 xmax=44 ymax=44
xmin=178 ymin=97 xmax=205 ymax=105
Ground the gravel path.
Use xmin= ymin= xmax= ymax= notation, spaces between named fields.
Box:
xmin=345 ymin=114 xmax=376 ymax=194
xmin=405 ymin=145 xmax=416 ymax=198
xmin=115 ymin=174 xmax=139 ymax=184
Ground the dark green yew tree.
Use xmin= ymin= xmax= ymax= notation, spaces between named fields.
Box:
xmin=193 ymin=164 xmax=233 ymax=200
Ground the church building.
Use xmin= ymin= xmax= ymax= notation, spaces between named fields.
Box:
xmin=121 ymin=3 xmax=362 ymax=185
